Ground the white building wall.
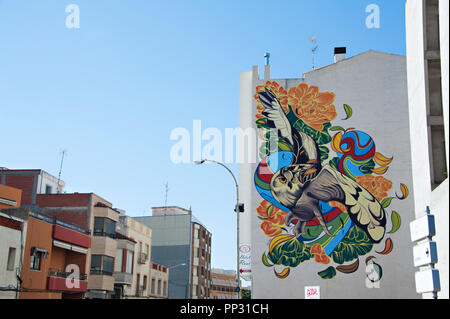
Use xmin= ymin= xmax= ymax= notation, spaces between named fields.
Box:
xmin=36 ymin=171 xmax=65 ymax=194
xmin=238 ymin=66 xmax=259 ymax=282
xmin=241 ymin=51 xmax=418 ymax=298
xmin=439 ymin=0 xmax=449 ymax=172
xmin=0 ymin=213 xmax=27 ymax=299
xmin=118 ymin=215 xmax=153 ymax=298
xmin=406 ymin=0 xmax=449 ymax=299
xmin=405 ymin=0 xmax=433 ymax=216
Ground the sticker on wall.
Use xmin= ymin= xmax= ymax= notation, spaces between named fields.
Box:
xmin=305 ymin=286 xmax=320 ymax=299
xmin=254 ymin=81 xmax=408 ymax=281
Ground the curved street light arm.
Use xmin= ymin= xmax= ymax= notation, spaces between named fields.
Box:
xmin=195 ymin=158 xmax=242 ymax=299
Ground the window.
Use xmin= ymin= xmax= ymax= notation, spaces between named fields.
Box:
xmin=45 ymin=184 xmax=52 ymax=194
xmin=151 ymin=278 xmax=155 ymax=294
xmin=90 ymin=255 xmax=102 ymax=274
xmin=93 ymin=217 xmax=116 ymax=238
xmin=30 ymin=251 xmax=42 ymax=271
xmin=143 ymin=275 xmax=148 ymax=291
xmin=90 ymin=254 xmax=114 ymax=276
xmin=126 ymin=251 xmax=133 ymax=274
xmin=7 ymin=248 xmax=16 ymax=271
xmin=163 ymin=281 xmax=167 ymax=296
xmin=157 ymin=279 xmax=161 ymax=295
xmin=103 ymin=256 xmax=114 ymax=275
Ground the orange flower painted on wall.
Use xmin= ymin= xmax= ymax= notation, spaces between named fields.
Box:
xmin=254 ymin=81 xmax=289 ymax=118
xmin=287 ymin=83 xmax=337 ymax=131
xmin=311 ymin=244 xmax=330 ymax=265
xmin=257 ymin=200 xmax=288 ymax=237
xmin=356 ymin=174 xmax=393 ymax=202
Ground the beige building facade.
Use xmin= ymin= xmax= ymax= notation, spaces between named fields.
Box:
xmin=115 ymin=213 xmax=168 ymax=299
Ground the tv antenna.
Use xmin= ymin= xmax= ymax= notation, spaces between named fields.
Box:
xmin=57 ymin=149 xmax=67 ymax=194
xmin=164 ymin=182 xmax=169 ymax=210
xmin=310 ymin=36 xmax=318 ymax=70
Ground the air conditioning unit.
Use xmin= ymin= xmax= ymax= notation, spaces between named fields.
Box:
xmin=137 ymin=253 xmax=148 ymax=264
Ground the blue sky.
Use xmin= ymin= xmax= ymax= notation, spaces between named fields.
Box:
xmin=0 ymin=0 xmax=406 ymax=275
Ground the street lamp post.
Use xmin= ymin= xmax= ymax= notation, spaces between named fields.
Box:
xmin=195 ymin=159 xmax=243 ymax=299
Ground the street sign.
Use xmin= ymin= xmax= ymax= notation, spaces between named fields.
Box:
xmin=413 ymin=241 xmax=438 ymax=267
xmin=410 ymin=214 xmax=435 ymax=242
xmin=239 ymin=244 xmax=251 ymax=281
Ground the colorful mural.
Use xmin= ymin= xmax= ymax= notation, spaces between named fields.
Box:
xmin=254 ymin=81 xmax=408 ymax=280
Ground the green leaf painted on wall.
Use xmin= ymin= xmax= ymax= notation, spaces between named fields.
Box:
xmin=329 ymin=157 xmax=340 ymax=171
xmin=331 ymin=226 xmax=373 ymax=265
xmin=285 ymin=106 xmax=333 ymax=146
xmin=359 ymin=158 xmax=376 ymax=174
xmin=267 ymin=205 xmax=274 ymax=218
xmin=268 ymin=237 xmax=312 ymax=267
xmin=388 ymin=211 xmax=401 ymax=234
xmin=342 ymin=104 xmax=353 ymax=120
xmin=329 ymin=126 xmax=345 ymax=132
xmin=381 ymin=197 xmax=394 ymax=208
xmin=318 ymin=266 xmax=337 ymax=280
xmin=262 ymin=252 xmax=273 ymax=267
xmin=319 ymin=145 xmax=330 ymax=162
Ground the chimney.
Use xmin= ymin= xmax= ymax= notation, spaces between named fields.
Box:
xmin=334 ymin=47 xmax=346 ymax=63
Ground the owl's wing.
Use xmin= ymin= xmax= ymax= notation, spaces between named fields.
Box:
xmin=258 ymin=89 xmax=321 ymax=169
xmin=258 ymin=89 xmax=294 ymax=145
xmin=322 ymin=165 xmax=386 ymax=243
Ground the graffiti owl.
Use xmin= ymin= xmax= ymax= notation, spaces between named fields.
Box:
xmin=258 ymin=88 xmax=387 ymax=243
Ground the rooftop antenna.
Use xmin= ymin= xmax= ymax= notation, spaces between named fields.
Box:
xmin=310 ymin=36 xmax=318 ymax=70
xmin=164 ymin=182 xmax=169 ymax=212
xmin=57 ymin=149 xmax=67 ymax=194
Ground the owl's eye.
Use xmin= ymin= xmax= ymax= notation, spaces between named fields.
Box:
xmin=291 ymin=177 xmax=296 ymax=183
xmin=279 ymin=177 xmax=287 ymax=184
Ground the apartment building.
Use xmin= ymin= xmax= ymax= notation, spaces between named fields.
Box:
xmin=148 ymin=262 xmax=169 ymax=299
xmin=35 ymin=193 xmax=120 ymax=299
xmin=191 ymin=216 xmax=212 ymax=299
xmin=0 ymin=168 xmax=65 ymax=207
xmin=134 ymin=206 xmax=212 ymax=299
xmin=210 ymin=269 xmax=239 ymax=299
xmin=114 ymin=213 xmax=169 ymax=299
xmin=113 ymin=231 xmax=136 ymax=298
xmin=0 ymin=208 xmax=27 ymax=299
xmin=1 ymin=207 xmax=91 ymax=299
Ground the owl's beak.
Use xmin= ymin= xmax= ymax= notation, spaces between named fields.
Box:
xmin=288 ymin=181 xmax=292 ymax=188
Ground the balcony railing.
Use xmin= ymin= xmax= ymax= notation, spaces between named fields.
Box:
xmin=90 ymin=269 xmax=113 ymax=276
xmin=29 ymin=210 xmax=90 ymax=235
xmin=93 ymin=230 xmax=116 ymax=239
xmin=49 ymin=268 xmax=87 ymax=281
xmin=47 ymin=268 xmax=88 ymax=292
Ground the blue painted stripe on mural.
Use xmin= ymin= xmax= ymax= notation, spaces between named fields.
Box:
xmin=324 ymin=219 xmax=354 ymax=256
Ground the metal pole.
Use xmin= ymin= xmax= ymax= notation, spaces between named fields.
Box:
xmin=197 ymin=159 xmax=240 ymax=299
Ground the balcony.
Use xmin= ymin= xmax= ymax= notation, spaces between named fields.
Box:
xmin=47 ymin=269 xmax=88 ymax=293
xmin=88 ymin=271 xmax=115 ymax=291
xmin=113 ymin=272 xmax=133 ymax=285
